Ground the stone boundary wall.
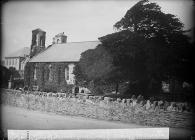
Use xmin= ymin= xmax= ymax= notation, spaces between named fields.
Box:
xmin=1 ymin=89 xmax=194 ymax=129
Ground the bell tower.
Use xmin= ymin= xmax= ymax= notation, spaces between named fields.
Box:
xmin=52 ymin=32 xmax=67 ymax=44
xmin=30 ymin=28 xmax=46 ymax=58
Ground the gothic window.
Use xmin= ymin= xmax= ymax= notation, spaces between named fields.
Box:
xmin=9 ymin=59 xmax=11 ymax=65
xmin=65 ymin=66 xmax=69 ymax=80
xmin=6 ymin=59 xmax=8 ymax=65
xmin=36 ymin=34 xmax=40 ymax=46
xmin=49 ymin=64 xmax=53 ymax=81
xmin=40 ymin=38 xmax=42 ymax=46
xmin=34 ymin=64 xmax=37 ymax=80
xmin=40 ymin=36 xmax=44 ymax=46
xmin=12 ymin=59 xmax=14 ymax=65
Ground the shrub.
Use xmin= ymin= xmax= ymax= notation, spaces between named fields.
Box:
xmin=57 ymin=84 xmax=73 ymax=93
xmin=43 ymin=82 xmax=57 ymax=93
xmin=91 ymin=87 xmax=104 ymax=95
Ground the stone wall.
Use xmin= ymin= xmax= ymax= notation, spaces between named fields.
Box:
xmin=1 ymin=89 xmax=194 ymax=129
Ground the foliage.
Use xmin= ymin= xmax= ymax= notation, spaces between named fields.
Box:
xmin=99 ymin=0 xmax=193 ymax=95
xmin=79 ymin=45 xmax=114 ymax=81
xmin=114 ymin=0 xmax=184 ymax=39
xmin=8 ymin=67 xmax=21 ymax=80
xmin=74 ymin=45 xmax=120 ymax=87
xmin=0 ymin=65 xmax=10 ymax=88
xmin=75 ymin=0 xmax=193 ymax=97
xmin=91 ymin=87 xmax=104 ymax=95
xmin=42 ymin=81 xmax=58 ymax=93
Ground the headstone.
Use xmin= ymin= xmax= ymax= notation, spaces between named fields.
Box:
xmin=132 ymin=99 xmax=137 ymax=107
xmin=145 ymin=100 xmax=151 ymax=110
xmin=126 ymin=99 xmax=131 ymax=105
xmin=117 ymin=98 xmax=121 ymax=102
xmin=104 ymin=97 xmax=111 ymax=104
xmin=122 ymin=99 xmax=126 ymax=103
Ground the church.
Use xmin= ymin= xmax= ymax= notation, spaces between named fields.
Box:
xmin=24 ymin=28 xmax=100 ymax=92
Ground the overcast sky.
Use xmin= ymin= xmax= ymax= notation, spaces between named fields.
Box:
xmin=1 ymin=0 xmax=194 ymax=58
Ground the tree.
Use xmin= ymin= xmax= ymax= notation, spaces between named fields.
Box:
xmin=8 ymin=67 xmax=21 ymax=80
xmin=74 ymin=45 xmax=122 ymax=94
xmin=99 ymin=30 xmax=150 ymax=95
xmin=114 ymin=0 xmax=184 ymax=39
xmin=0 ymin=65 xmax=10 ymax=88
xmin=99 ymin=0 xmax=193 ymax=96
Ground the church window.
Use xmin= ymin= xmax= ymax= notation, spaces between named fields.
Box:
xmin=9 ymin=59 xmax=11 ymax=65
xmin=12 ymin=59 xmax=14 ymax=65
xmin=6 ymin=59 xmax=8 ymax=65
xmin=36 ymin=34 xmax=40 ymax=46
xmin=34 ymin=65 xmax=37 ymax=80
xmin=65 ymin=66 xmax=69 ymax=80
xmin=49 ymin=64 xmax=53 ymax=81
xmin=40 ymin=36 xmax=42 ymax=46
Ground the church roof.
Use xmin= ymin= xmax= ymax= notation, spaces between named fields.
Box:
xmin=6 ymin=47 xmax=30 ymax=58
xmin=29 ymin=41 xmax=101 ymax=62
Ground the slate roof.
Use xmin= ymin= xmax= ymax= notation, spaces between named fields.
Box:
xmin=6 ymin=47 xmax=30 ymax=58
xmin=29 ymin=41 xmax=101 ymax=63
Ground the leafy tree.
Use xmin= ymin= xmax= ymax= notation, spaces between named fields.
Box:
xmin=114 ymin=0 xmax=184 ymax=39
xmin=8 ymin=67 xmax=21 ymax=80
xmin=75 ymin=0 xmax=193 ymax=97
xmin=99 ymin=30 xmax=149 ymax=94
xmin=99 ymin=0 xmax=193 ymax=96
xmin=74 ymin=45 xmax=122 ymax=93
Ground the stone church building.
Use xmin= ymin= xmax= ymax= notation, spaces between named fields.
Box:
xmin=24 ymin=28 xmax=100 ymax=92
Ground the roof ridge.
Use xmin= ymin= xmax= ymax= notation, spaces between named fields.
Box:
xmin=65 ymin=40 xmax=100 ymax=44
xmin=50 ymin=40 xmax=100 ymax=47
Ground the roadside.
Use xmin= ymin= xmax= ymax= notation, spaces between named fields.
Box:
xmin=1 ymin=105 xmax=195 ymax=139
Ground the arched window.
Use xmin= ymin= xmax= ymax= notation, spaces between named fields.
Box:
xmin=34 ymin=64 xmax=37 ymax=80
xmin=65 ymin=66 xmax=69 ymax=80
xmin=12 ymin=59 xmax=14 ymax=65
xmin=49 ymin=64 xmax=53 ymax=81
xmin=36 ymin=34 xmax=40 ymax=46
xmin=40 ymin=36 xmax=43 ymax=46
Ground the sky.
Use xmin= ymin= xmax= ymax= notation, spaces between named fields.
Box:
xmin=1 ymin=0 xmax=194 ymax=58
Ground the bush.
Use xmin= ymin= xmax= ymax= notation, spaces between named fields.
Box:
xmin=43 ymin=82 xmax=57 ymax=93
xmin=57 ymin=84 xmax=73 ymax=93
xmin=91 ymin=87 xmax=104 ymax=95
